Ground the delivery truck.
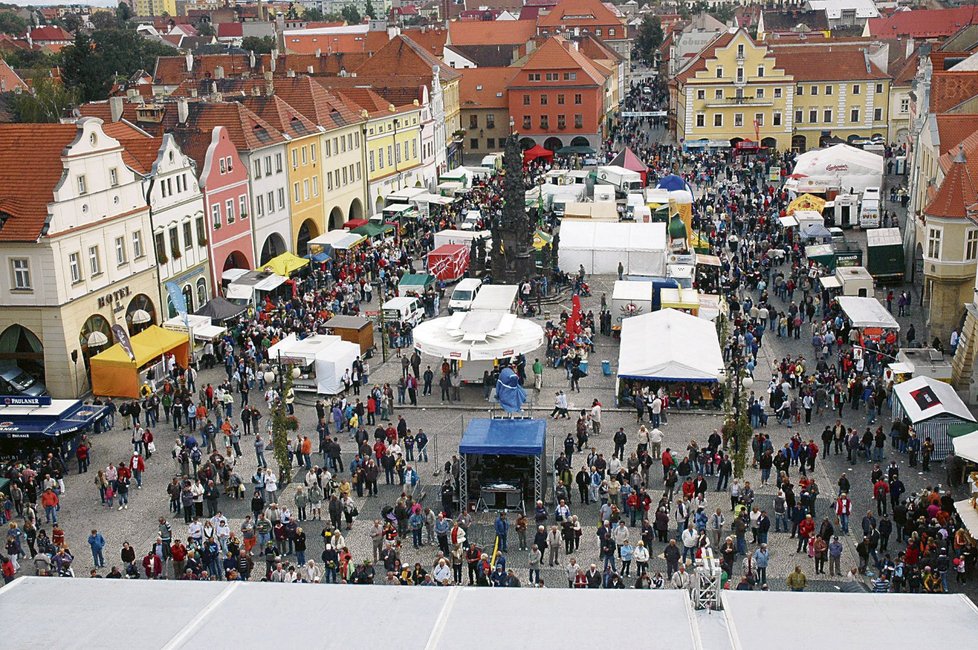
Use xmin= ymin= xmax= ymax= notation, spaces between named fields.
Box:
xmin=595 ymin=165 xmax=643 ymax=196
xmin=866 ymin=227 xmax=905 ymax=282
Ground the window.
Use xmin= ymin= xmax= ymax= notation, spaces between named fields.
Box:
xmin=211 ymin=204 xmax=221 ymax=229
xmin=795 ymin=109 xmax=803 ymax=123
xmin=574 ymin=114 xmax=583 ymax=129
xmin=875 ymin=83 xmax=883 ymax=94
xmin=557 ymin=114 xmax=566 ymax=129
xmin=734 ymin=113 xmax=743 ymax=127
xmin=774 ymin=88 xmax=782 ymax=99
xmin=716 ymin=67 xmax=723 ymax=79
xmin=824 ymin=109 xmax=832 ymax=123
xmin=900 ymin=98 xmax=910 ymax=113
xmin=225 ymin=199 xmax=235 ymax=224
xmin=395 ymin=142 xmax=401 ymax=164
xmin=356 ymin=162 xmax=361 ymax=180
xmin=756 ymin=88 xmax=765 ymax=98
xmin=714 ymin=113 xmax=723 ymax=127
xmin=523 ymin=94 xmax=530 ymax=106
xmin=183 ymin=222 xmax=192 ymax=249
xmin=69 ymin=252 xmax=81 ymax=284
xmin=277 ymin=188 xmax=285 ymax=210
xmin=77 ymin=175 xmax=87 ymax=195
xmin=253 ymin=159 xmax=262 ymax=178
xmin=574 ymin=94 xmax=582 ymax=105
xmin=469 ymin=114 xmax=478 ymax=129
xmin=796 ymin=86 xmax=803 ymax=96
xmin=737 ymin=44 xmax=744 ymax=58
xmin=557 ymin=94 xmax=565 ymax=105
xmin=697 ymin=90 xmax=705 ymax=100
xmin=303 ymin=180 xmax=310 ymax=200
xmin=696 ymin=113 xmax=705 ymax=127
xmin=811 ymin=85 xmax=818 ymax=96
xmin=540 ymin=94 xmax=548 ymax=106
xmin=825 ymin=85 xmax=833 ymax=96
xmin=412 ymin=141 xmax=417 ymax=159
xmin=240 ymin=195 xmax=248 ymax=219
xmin=486 ymin=114 xmax=495 ymax=129
xmin=195 ymin=217 xmax=205 ymax=246
xmin=564 ymin=72 xmax=576 ymax=81
xmin=311 ymin=144 xmax=317 ymax=163
xmin=293 ymin=182 xmax=300 ymax=203
xmin=715 ymin=89 xmax=723 ymax=100
xmin=757 ymin=66 xmax=764 ymax=78
xmin=219 ymin=158 xmax=226 ymax=174
xmin=736 ymin=68 xmax=744 ymax=83
xmin=540 ymin=115 xmax=549 ymax=129
xmin=528 ymin=73 xmax=540 ymax=81
xmin=312 ymin=176 xmax=319 ymax=197
xmin=276 ymin=153 xmax=283 ymax=172
xmin=169 ymin=227 xmax=180 ymax=256
xmin=773 ymin=112 xmax=782 ymax=126
xmin=470 ymin=138 xmax=479 ymax=150
xmin=387 ymin=145 xmax=392 ymax=167
xmin=609 ymin=28 xmax=615 ymax=36
xmin=256 ymin=194 xmax=265 ymax=217
xmin=11 ymin=258 xmax=30 ymax=290
xmin=850 ymin=108 xmax=860 ymax=122
xmin=809 ymin=109 xmax=817 ymax=123
xmin=88 ymin=245 xmax=101 ymax=276
xmin=968 ymin=230 xmax=978 ymax=261
xmin=369 ymin=150 xmax=375 ymax=172
xmin=301 ymin=146 xmax=308 ymax=165
xmin=874 ymin=108 xmax=883 ymax=121
xmin=523 ymin=115 xmax=532 ymax=130
xmin=263 ymin=155 xmax=271 ymax=176
xmin=109 ymin=168 xmax=118 ymax=187
xmin=115 ymin=236 xmax=127 ymax=265
xmin=754 ymin=113 xmax=764 ymax=127
xmin=486 ymin=138 xmax=495 ymax=149
xmin=291 ymin=150 xmax=298 ymax=168
xmin=852 ymin=84 xmax=860 ymax=95
xmin=928 ymin=227 xmax=942 ymax=258
xmin=132 ymin=231 xmax=144 ymax=258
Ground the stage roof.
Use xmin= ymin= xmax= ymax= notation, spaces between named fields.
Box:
xmin=459 ymin=418 xmax=546 ymax=455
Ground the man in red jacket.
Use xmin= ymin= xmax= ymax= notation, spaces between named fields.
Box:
xmin=142 ymin=551 xmax=162 ymax=579
xmin=873 ymin=479 xmax=890 ymax=515
xmin=130 ymin=452 xmax=146 ymax=489
xmin=796 ymin=514 xmax=815 ymax=553
xmin=170 ymin=539 xmax=188 ymax=578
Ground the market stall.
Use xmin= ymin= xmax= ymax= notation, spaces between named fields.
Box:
xmin=307 ymin=230 xmax=366 ymax=260
xmin=161 ymin=314 xmax=227 ymax=342
xmin=0 ymin=398 xmax=108 ymax=452
xmin=837 ymin=296 xmax=900 ymax=335
xmin=609 ymin=147 xmax=649 ymax=185
xmin=225 ymin=270 xmax=290 ymax=307
xmin=413 ymin=311 xmax=544 ymax=362
xmin=351 ymin=222 xmax=394 ymax=240
xmin=522 ymin=144 xmax=554 ymax=166
xmin=617 ymin=309 xmax=723 ymax=406
xmin=266 ymin=334 xmax=360 ymax=395
xmin=562 ymin=201 xmax=618 ymax=221
xmin=891 ymin=375 xmax=975 ymax=460
xmin=785 ymin=193 xmax=826 ymax=215
xmin=558 ymin=221 xmax=667 ymax=275
xmin=257 ymin=252 xmax=309 ymax=277
xmin=950 ymin=426 xmax=978 ymax=464
xmin=787 ymin=144 xmax=884 ymax=194
xmin=90 ymin=325 xmax=190 ymax=398
xmin=323 ymin=316 xmax=375 ymax=355
xmin=194 ymin=297 xmax=247 ymax=322
xmin=427 ymin=244 xmax=469 ymax=282
xmin=397 ymin=273 xmax=436 ymax=297
xmin=459 ymin=418 xmax=546 ymax=511
xmin=659 ymin=287 xmax=700 ymax=315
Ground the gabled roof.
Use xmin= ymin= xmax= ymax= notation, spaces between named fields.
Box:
xmin=518 ymin=36 xmax=609 ymax=85
xmin=448 ymin=19 xmax=537 ymax=46
xmin=269 ymin=75 xmax=363 ymax=131
xmin=0 ymin=58 xmax=28 ymax=92
xmin=100 ymin=121 xmax=162 ymax=175
xmin=447 ymin=43 xmax=520 ymax=67
xmin=458 ymin=67 xmax=513 ymax=109
xmin=400 ymin=27 xmax=448 ymax=58
xmin=0 ymin=123 xmax=78 ymax=242
xmin=283 ymin=29 xmax=389 ymax=56
xmin=238 ymin=95 xmax=320 ymax=140
xmin=771 ymin=46 xmax=889 ymax=81
xmin=930 ymin=70 xmax=978 ymax=114
xmin=673 ymin=31 xmax=736 ymax=85
xmin=217 ymin=23 xmax=244 ymax=38
xmin=936 ymin=114 xmax=978 ymax=155
xmin=537 ymin=0 xmax=623 ymax=28
xmin=355 ymin=34 xmax=461 ymax=83
xmin=867 ymin=7 xmax=978 ymax=39
xmin=180 ymin=102 xmax=286 ymax=153
xmin=28 ymin=26 xmax=72 ymax=42
xmin=334 ymin=87 xmax=417 ymax=118
xmin=925 ymin=147 xmax=977 ymax=219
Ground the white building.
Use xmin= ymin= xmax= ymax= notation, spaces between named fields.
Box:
xmin=806 ymin=0 xmax=879 ymax=28
xmin=0 ymin=118 xmax=160 ymax=398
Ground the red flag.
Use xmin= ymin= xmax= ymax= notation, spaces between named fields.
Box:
xmin=567 ymin=294 xmax=582 ymax=339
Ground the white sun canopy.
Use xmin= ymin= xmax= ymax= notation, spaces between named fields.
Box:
xmin=837 ymin=296 xmax=900 ymax=330
xmin=618 ymin=308 xmax=723 ymax=382
xmin=267 ymin=334 xmax=360 ymax=395
xmin=413 ymin=311 xmax=544 ymax=361
xmin=558 ymin=221 xmax=667 ymax=275
xmin=162 ymin=314 xmax=226 ymax=341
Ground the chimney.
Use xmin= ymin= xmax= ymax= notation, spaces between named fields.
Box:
xmin=315 ymin=48 xmax=321 ymax=57
xmin=287 ymin=69 xmax=295 ymax=78
xmin=109 ymin=96 xmax=124 ymax=122
xmin=263 ymin=71 xmax=274 ymax=96
xmin=249 ymin=50 xmax=256 ymax=68
xmin=185 ymin=52 xmax=193 ymax=72
xmin=252 ymin=85 xmax=261 ymax=96
xmin=177 ymin=97 xmax=189 ymax=125
xmin=270 ymin=49 xmax=277 ymax=72
xmin=190 ymin=87 xmax=198 ymax=98
xmin=307 ymin=65 xmax=314 ymax=74
xmin=214 ymin=66 xmax=225 ymax=80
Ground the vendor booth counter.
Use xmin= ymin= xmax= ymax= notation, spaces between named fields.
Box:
xmin=267 ymin=334 xmax=360 ymax=395
xmin=459 ymin=418 xmax=547 ymax=512
xmin=89 ymin=325 xmax=189 ymax=398
xmin=323 ymin=316 xmax=374 ymax=356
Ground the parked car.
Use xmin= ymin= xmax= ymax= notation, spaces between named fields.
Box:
xmin=0 ymin=365 xmax=48 ymax=397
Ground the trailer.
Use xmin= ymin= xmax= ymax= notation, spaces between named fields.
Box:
xmin=866 ymin=227 xmax=905 ymax=282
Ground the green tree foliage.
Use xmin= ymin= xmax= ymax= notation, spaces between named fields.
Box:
xmin=634 ymin=14 xmax=663 ymax=65
xmin=90 ymin=11 xmax=120 ymax=31
xmin=116 ymin=2 xmax=133 ymax=24
xmin=242 ymin=35 xmax=276 ymax=54
xmin=341 ymin=5 xmax=362 ymax=25
xmin=61 ymin=29 xmax=177 ymax=102
xmin=365 ymin=0 xmax=377 ymax=19
xmin=9 ymin=75 xmax=78 ymax=123
xmin=0 ymin=10 xmax=27 ymax=35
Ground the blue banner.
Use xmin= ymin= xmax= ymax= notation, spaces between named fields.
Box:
xmin=1 ymin=395 xmax=52 ymax=407
xmin=165 ymin=280 xmax=189 ymax=327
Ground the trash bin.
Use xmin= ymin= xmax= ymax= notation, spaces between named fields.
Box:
xmin=602 ymin=360 xmax=611 ymax=376
xmin=579 ymin=360 xmax=589 ymax=375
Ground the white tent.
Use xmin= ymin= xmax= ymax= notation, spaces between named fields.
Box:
xmin=952 ymin=429 xmax=978 ymax=463
xmin=618 ymin=308 xmax=723 ymax=382
xmin=162 ymin=314 xmax=226 ymax=341
xmin=267 ymin=334 xmax=360 ymax=395
xmin=837 ymin=296 xmax=900 ymax=330
xmin=893 ymin=375 xmax=975 ymax=424
xmin=558 ymin=221 xmax=667 ymax=275
xmin=308 ymin=230 xmax=366 ymax=250
xmin=413 ymin=310 xmax=544 ymax=361
xmin=788 ymin=144 xmax=884 ymax=194
xmin=955 ymin=500 xmax=978 ymax=537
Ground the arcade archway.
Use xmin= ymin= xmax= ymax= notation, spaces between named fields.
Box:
xmin=296 ymin=219 xmax=319 ymax=257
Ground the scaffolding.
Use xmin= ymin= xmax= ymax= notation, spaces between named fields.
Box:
xmin=692 ymin=548 xmax=723 ymax=610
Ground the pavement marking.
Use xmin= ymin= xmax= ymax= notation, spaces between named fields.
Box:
xmin=161 ymin=581 xmax=240 ymax=649
xmin=424 ymin=584 xmax=461 ymax=649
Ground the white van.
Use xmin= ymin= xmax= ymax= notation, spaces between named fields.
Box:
xmin=860 ymin=187 xmax=881 ymax=229
xmin=449 ymin=278 xmax=483 ymax=313
xmin=382 ymin=297 xmax=425 ymax=327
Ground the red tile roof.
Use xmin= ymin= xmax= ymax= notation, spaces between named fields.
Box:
xmin=926 ymin=147 xmax=977 ymax=219
xmin=217 ymin=23 xmax=244 ymax=38
xmin=771 ymin=46 xmax=890 ymax=81
xmin=936 ymin=114 xmax=978 ymax=155
xmin=459 ymin=67 xmax=513 ymax=108
xmin=355 ymin=34 xmax=461 ymax=82
xmin=181 ymin=102 xmax=286 ymax=153
xmin=334 ymin=87 xmax=417 ymax=117
xmin=269 ymin=75 xmax=364 ymax=131
xmin=401 ymin=27 xmax=448 ymax=58
xmin=536 ymin=0 xmax=624 ymax=29
xmin=518 ymin=36 xmax=608 ymax=84
xmin=931 ymin=70 xmax=978 ymax=113
xmin=101 ymin=121 xmax=163 ymax=175
xmin=283 ymin=29 xmax=389 ymax=55
xmin=0 ymin=59 xmax=28 ymax=93
xmin=28 ymin=26 xmax=72 ymax=43
xmin=0 ymin=123 xmax=78 ymax=242
xmin=238 ymin=95 xmax=320 ymax=140
xmin=448 ymin=19 xmax=536 ymax=46
xmin=867 ymin=7 xmax=978 ymax=39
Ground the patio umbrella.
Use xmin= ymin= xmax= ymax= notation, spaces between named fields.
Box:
xmin=130 ymin=309 xmax=152 ymax=324
xmin=87 ymin=331 xmax=109 ymax=347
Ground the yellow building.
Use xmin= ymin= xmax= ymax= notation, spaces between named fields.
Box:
xmin=671 ymin=30 xmax=892 ymax=151
xmin=133 ymin=0 xmax=176 ymax=17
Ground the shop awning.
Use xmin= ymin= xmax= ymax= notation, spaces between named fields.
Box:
xmin=309 ymin=230 xmax=366 ymax=251
xmin=819 ymin=275 xmax=842 ymax=289
xmin=697 ymin=254 xmax=721 ymax=266
xmin=0 ymin=400 xmax=109 ymax=441
xmin=838 ymin=296 xmax=900 ymax=330
xmin=412 ymin=192 xmax=455 ymax=205
xmin=257 ymin=252 xmax=310 ymax=276
xmin=955 ymin=500 xmax=978 ymax=537
xmin=779 ymin=215 xmax=799 ymax=228
xmin=352 ymin=223 xmax=394 ymax=239
xmin=162 ymin=315 xmax=227 ymax=341
xmin=194 ymin=297 xmax=247 ymax=322
xmin=555 ymin=145 xmax=596 ymax=155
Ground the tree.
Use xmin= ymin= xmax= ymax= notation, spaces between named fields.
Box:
xmin=197 ymin=20 xmax=215 ymax=37
xmin=90 ymin=11 xmax=120 ymax=31
xmin=269 ymin=370 xmax=297 ymax=486
xmin=116 ymin=2 xmax=133 ymax=25
xmin=9 ymin=75 xmax=77 ymax=123
xmin=0 ymin=10 xmax=28 ymax=35
xmin=365 ymin=0 xmax=377 ymax=19
xmin=302 ymin=7 xmax=324 ymax=21
xmin=61 ymin=28 xmax=178 ymax=102
xmin=59 ymin=13 xmax=82 ymax=34
xmin=341 ymin=5 xmax=361 ymax=25
xmin=634 ymin=14 xmax=663 ymax=66
xmin=242 ymin=35 xmax=276 ymax=54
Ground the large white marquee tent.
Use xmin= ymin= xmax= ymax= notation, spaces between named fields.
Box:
xmin=557 ymin=221 xmax=667 ymax=275
xmin=618 ymin=309 xmax=724 ymax=382
xmin=787 ymin=144 xmax=884 ymax=194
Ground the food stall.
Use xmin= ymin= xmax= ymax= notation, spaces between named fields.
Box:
xmin=266 ymin=334 xmax=361 ymax=395
xmin=891 ymin=375 xmax=975 ymax=461
xmin=397 ymin=273 xmax=437 ymax=297
xmin=89 ymin=325 xmax=190 ymax=398
xmin=258 ymin=252 xmax=309 ymax=277
xmin=307 ymin=230 xmax=367 ymax=261
xmin=323 ymin=316 xmax=375 ymax=355
xmin=659 ymin=287 xmax=700 ymax=315
xmin=225 ymin=270 xmax=290 ymax=307
xmin=161 ymin=314 xmax=227 ymax=345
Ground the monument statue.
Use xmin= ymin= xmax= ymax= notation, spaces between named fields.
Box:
xmin=490 ymin=132 xmax=536 ymax=284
